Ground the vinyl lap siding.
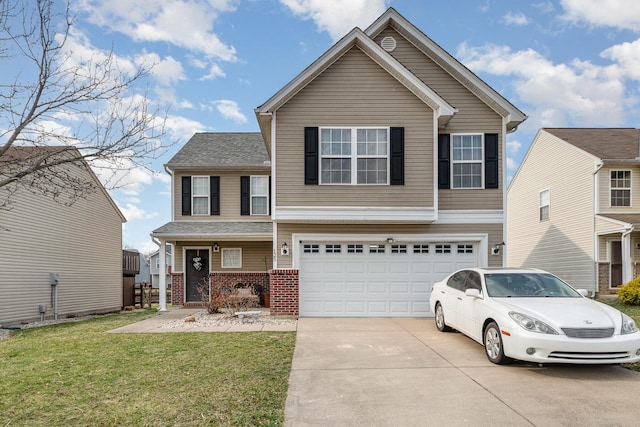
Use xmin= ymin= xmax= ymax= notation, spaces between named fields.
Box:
xmin=597 ymin=165 xmax=640 ymax=214
xmin=507 ymin=131 xmax=595 ymax=289
xmin=173 ymin=241 xmax=272 ymax=273
xmin=0 ymin=170 xmax=123 ymax=324
xmin=275 ymin=47 xmax=435 ymax=208
xmin=375 ymin=28 xmax=504 ymax=211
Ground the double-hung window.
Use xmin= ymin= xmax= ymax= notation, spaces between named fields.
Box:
xmin=611 ymin=170 xmax=631 ymax=207
xmin=192 ymin=176 xmax=209 ymax=215
xmin=539 ymin=189 xmax=550 ymax=221
xmin=451 ymin=134 xmax=483 ymax=188
xmin=320 ymin=127 xmax=389 ymax=185
xmin=251 ymin=176 xmax=269 ymax=215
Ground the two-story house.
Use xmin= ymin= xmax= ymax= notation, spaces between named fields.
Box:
xmin=152 ymin=8 xmax=526 ymax=317
xmin=508 ymin=128 xmax=640 ymax=296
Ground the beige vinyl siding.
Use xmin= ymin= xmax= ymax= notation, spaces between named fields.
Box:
xmin=274 ymin=46 xmax=435 ymax=208
xmin=0 ymin=167 xmax=124 ymax=325
xmin=173 ymin=241 xmax=272 ymax=273
xmin=375 ymin=28 xmax=504 ymax=210
xmin=173 ymin=170 xmax=271 ymax=221
xmin=597 ymin=166 xmax=640 ymax=213
xmin=276 ymin=222 xmax=502 ymax=268
xmin=507 ymin=130 xmax=595 ymax=289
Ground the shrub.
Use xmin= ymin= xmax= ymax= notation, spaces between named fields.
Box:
xmin=617 ymin=277 xmax=640 ymax=305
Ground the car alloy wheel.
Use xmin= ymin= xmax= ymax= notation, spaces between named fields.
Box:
xmin=484 ymin=322 xmax=510 ymax=364
xmin=435 ymin=303 xmax=452 ymax=332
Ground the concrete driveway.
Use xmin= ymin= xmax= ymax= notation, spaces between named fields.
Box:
xmin=285 ymin=318 xmax=640 ymax=427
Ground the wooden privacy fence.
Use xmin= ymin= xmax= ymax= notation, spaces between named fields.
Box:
xmin=135 ymin=282 xmax=171 ymax=308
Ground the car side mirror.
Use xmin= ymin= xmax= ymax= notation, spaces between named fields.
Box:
xmin=577 ymin=289 xmax=589 ymax=297
xmin=465 ymin=288 xmax=482 ymax=298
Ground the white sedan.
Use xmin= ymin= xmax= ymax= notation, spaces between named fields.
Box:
xmin=429 ymin=267 xmax=640 ymax=365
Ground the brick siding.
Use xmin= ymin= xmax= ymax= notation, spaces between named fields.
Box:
xmin=269 ymin=269 xmax=299 ymax=316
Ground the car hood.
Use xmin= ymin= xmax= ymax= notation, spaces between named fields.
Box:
xmin=497 ymin=297 xmax=619 ymax=329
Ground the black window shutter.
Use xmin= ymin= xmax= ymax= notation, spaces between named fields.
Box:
xmin=240 ymin=176 xmax=250 ymax=215
xmin=485 ymin=133 xmax=499 ymax=189
xmin=438 ymin=134 xmax=450 ymax=189
xmin=181 ymin=176 xmax=191 ymax=216
xmin=268 ymin=176 xmax=272 ymax=215
xmin=210 ymin=176 xmax=220 ymax=215
xmin=304 ymin=127 xmax=319 ymax=185
xmin=390 ymin=127 xmax=404 ymax=185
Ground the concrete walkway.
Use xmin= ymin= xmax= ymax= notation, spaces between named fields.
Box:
xmin=108 ymin=307 xmax=297 ymax=333
xmin=285 ymin=317 xmax=640 ymax=427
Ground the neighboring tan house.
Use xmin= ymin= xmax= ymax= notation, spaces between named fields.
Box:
xmin=152 ymin=7 xmax=527 ymax=317
xmin=150 ymin=246 xmax=172 ymax=288
xmin=507 ymin=128 xmax=640 ymax=296
xmin=0 ymin=147 xmax=126 ymax=325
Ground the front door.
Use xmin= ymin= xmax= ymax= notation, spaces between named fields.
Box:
xmin=185 ymin=249 xmax=209 ymax=303
xmin=611 ymin=241 xmax=623 ymax=288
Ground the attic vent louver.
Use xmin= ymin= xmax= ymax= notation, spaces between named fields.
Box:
xmin=381 ymin=36 xmax=396 ymax=52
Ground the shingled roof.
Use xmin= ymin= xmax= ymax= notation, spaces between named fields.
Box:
xmin=166 ymin=133 xmax=269 ymax=169
xmin=544 ymin=128 xmax=640 ymax=161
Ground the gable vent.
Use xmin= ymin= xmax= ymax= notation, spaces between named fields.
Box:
xmin=381 ymin=36 xmax=396 ymax=52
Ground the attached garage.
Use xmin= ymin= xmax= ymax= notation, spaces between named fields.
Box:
xmin=298 ymin=240 xmax=479 ymax=317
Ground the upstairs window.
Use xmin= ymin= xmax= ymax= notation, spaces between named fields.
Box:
xmin=251 ymin=176 xmax=269 ymax=215
xmin=192 ymin=176 xmax=210 ymax=215
xmin=611 ymin=170 xmax=631 ymax=207
xmin=452 ymin=134 xmax=483 ymax=188
xmin=539 ymin=189 xmax=550 ymax=221
xmin=319 ymin=127 xmax=389 ymax=185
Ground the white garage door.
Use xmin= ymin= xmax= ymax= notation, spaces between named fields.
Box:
xmin=299 ymin=241 xmax=477 ymax=317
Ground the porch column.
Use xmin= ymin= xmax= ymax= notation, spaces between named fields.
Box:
xmin=158 ymin=240 xmax=168 ymax=312
xmin=622 ymin=230 xmax=633 ymax=285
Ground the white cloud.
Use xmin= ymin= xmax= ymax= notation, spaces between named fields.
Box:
xmin=533 ymin=2 xmax=554 ymax=14
xmin=280 ymin=0 xmax=390 ymax=41
xmin=457 ymin=42 xmax=628 ymax=130
xmin=165 ymin=115 xmax=207 ymax=138
xmin=507 ymin=139 xmax=522 ymax=156
xmin=214 ymin=100 xmax=247 ymax=124
xmin=135 ymin=52 xmax=186 ymax=87
xmin=560 ymin=0 xmax=640 ymax=32
xmin=77 ymin=0 xmax=238 ymax=61
xmin=502 ymin=12 xmax=529 ymax=26
xmin=601 ymin=39 xmax=640 ymax=81
xmin=201 ymin=63 xmax=226 ymax=80
xmin=118 ymin=202 xmax=159 ymax=221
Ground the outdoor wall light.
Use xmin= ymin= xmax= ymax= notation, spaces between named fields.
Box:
xmin=281 ymin=242 xmax=289 ymax=256
xmin=213 ymin=242 xmax=219 ymax=252
xmin=386 ymin=237 xmax=395 ymax=244
xmin=492 ymin=242 xmax=505 ymax=255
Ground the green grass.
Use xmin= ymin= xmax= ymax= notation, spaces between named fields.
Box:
xmin=0 ymin=311 xmax=296 ymax=426
xmin=601 ymin=299 xmax=640 ymax=372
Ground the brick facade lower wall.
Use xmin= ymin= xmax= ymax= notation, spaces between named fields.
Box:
xmin=170 ymin=272 xmax=270 ymax=307
xmin=598 ymin=263 xmax=622 ymax=295
xmin=269 ymin=269 xmax=299 ymax=316
xmin=171 ymin=273 xmax=184 ymax=305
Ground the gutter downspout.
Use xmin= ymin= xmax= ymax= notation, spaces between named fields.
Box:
xmin=592 ymin=161 xmax=604 ymax=298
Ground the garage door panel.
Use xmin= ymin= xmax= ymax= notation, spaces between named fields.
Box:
xmin=299 ymin=241 xmax=477 ymax=317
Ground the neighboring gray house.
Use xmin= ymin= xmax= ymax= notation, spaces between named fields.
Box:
xmin=135 ymin=252 xmax=151 ymax=284
xmin=0 ymin=147 xmax=126 ymax=324
xmin=507 ymin=128 xmax=640 ymax=296
xmin=150 ymin=245 xmax=172 ymax=288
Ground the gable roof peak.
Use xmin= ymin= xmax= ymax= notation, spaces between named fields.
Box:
xmin=542 ymin=128 xmax=640 ymax=161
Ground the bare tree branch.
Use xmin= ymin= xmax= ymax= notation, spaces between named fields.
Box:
xmin=0 ymin=0 xmax=170 ymax=207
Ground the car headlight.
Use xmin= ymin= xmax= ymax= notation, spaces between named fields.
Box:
xmin=621 ymin=313 xmax=638 ymax=335
xmin=509 ymin=312 xmax=559 ymax=335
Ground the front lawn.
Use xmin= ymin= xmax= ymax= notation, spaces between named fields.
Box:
xmin=0 ymin=311 xmax=296 ymax=426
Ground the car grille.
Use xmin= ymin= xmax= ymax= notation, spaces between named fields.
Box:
xmin=548 ymin=351 xmax=630 ymax=361
xmin=561 ymin=328 xmax=614 ymax=338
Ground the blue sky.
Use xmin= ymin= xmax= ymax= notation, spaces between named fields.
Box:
xmin=60 ymin=0 xmax=640 ymax=253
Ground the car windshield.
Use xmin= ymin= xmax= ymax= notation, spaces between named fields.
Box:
xmin=484 ymin=273 xmax=582 ymax=298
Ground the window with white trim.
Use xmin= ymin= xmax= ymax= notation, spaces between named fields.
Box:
xmin=413 ymin=244 xmax=429 ymax=253
xmin=435 ymin=244 xmax=451 ymax=254
xmin=611 ymin=170 xmax=631 ymax=207
xmin=251 ymin=176 xmax=269 ymax=215
xmin=539 ymin=189 xmax=550 ymax=221
xmin=369 ymin=244 xmax=386 ymax=254
xmin=452 ymin=134 xmax=483 ymax=188
xmin=303 ymin=244 xmax=320 ymax=253
xmin=325 ymin=244 xmax=342 ymax=253
xmin=320 ymin=127 xmax=389 ymax=185
xmin=391 ymin=244 xmax=407 ymax=253
xmin=347 ymin=244 xmax=363 ymax=253
xmin=192 ymin=176 xmax=209 ymax=215
xmin=457 ymin=244 xmax=473 ymax=254
xmin=222 ymin=248 xmax=242 ymax=268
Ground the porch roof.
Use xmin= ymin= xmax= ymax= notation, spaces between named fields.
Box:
xmin=151 ymin=221 xmax=273 ymax=241
xmin=596 ymin=214 xmax=640 ymax=227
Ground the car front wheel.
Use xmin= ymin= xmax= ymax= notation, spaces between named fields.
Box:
xmin=484 ymin=322 xmax=510 ymax=364
xmin=435 ymin=303 xmax=452 ymax=332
